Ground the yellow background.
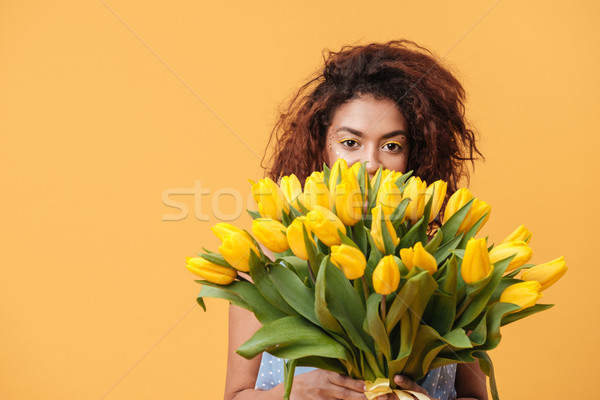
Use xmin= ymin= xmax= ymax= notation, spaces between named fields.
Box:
xmin=1 ymin=1 xmax=598 ymax=398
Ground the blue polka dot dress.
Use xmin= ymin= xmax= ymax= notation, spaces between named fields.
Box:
xmin=255 ymin=352 xmax=457 ymax=400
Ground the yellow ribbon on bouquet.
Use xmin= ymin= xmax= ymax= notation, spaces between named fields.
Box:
xmin=365 ymin=378 xmax=430 ymax=400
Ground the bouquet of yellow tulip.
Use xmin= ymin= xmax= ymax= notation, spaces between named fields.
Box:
xmin=186 ymin=160 xmax=567 ymax=400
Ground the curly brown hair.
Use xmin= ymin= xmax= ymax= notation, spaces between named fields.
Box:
xmin=262 ymin=39 xmax=483 ymax=197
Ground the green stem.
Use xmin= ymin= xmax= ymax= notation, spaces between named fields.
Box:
xmin=361 ymin=276 xmax=370 ymax=302
xmin=307 ymin=260 xmax=316 ymax=285
xmin=380 ymin=294 xmax=387 ymax=320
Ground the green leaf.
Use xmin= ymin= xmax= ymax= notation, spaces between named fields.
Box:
xmin=398 ymin=217 xmax=426 ymax=249
xmin=303 ymin=224 xmax=322 ymax=281
xmin=473 ymin=351 xmax=500 ymax=400
xmin=501 ymin=303 xmax=554 ymax=326
xmin=269 ymin=263 xmax=320 ymax=325
xmin=315 ymin=256 xmax=345 ymax=335
xmin=364 ymin=294 xmax=392 ymax=360
xmin=322 ymin=260 xmax=373 ymax=354
xmin=424 ymin=229 xmax=444 ymax=254
xmin=471 ymin=302 xmax=520 ymax=351
xmin=503 ymin=263 xmax=534 ymax=279
xmin=246 ymin=209 xmax=261 ymax=219
xmin=394 ymin=170 xmax=413 ymax=189
xmin=422 ymin=257 xmax=458 ymax=334
xmin=248 ymin=252 xmax=299 ymax=316
xmin=352 ymin=220 xmax=368 ymax=255
xmin=434 ymin=234 xmax=464 ymax=264
xmin=199 ymin=252 xmax=231 ymax=268
xmin=401 ymin=324 xmax=445 ymax=380
xmin=440 ymin=199 xmax=474 ymax=240
xmin=454 ymin=256 xmax=513 ymax=329
xmin=391 ymin=198 xmax=411 ymax=230
xmin=385 ymin=270 xmax=438 ymax=333
xmin=279 ymin=256 xmax=311 ymax=283
xmin=339 ymin=229 xmax=360 ymax=249
xmin=237 ymin=316 xmax=349 ymax=360
xmin=197 ymin=281 xmax=286 ymax=324
xmin=457 ymin=212 xmax=490 ymax=248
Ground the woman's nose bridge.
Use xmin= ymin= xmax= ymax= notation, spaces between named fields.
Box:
xmin=363 ymin=144 xmax=381 ymax=172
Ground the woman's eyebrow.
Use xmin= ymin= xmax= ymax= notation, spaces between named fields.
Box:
xmin=335 ymin=126 xmax=407 ymax=139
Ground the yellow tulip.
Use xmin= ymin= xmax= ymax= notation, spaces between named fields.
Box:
xmin=373 ymin=255 xmax=401 ymax=295
xmin=298 ymin=171 xmax=331 ymax=210
xmin=251 ymin=177 xmax=289 ymax=220
xmin=489 ymin=240 xmax=533 ymax=272
xmin=370 ymin=205 xmax=400 ymax=253
xmin=211 ymin=222 xmax=246 ymax=241
xmin=186 ymin=257 xmax=237 ymax=285
xmin=443 ymin=188 xmax=491 ymax=234
xmin=349 ymin=161 xmax=369 ymax=199
xmin=286 ymin=216 xmax=315 ymax=260
xmin=376 ymin=181 xmax=403 ymax=217
xmin=334 ymin=169 xmax=363 ymax=226
xmin=218 ymin=231 xmax=260 ymax=272
xmin=280 ymin=174 xmax=302 ymax=208
xmin=403 ymin=176 xmax=428 ymax=223
xmin=499 ymin=281 xmax=543 ymax=310
xmin=521 ymin=256 xmax=567 ymax=291
xmin=305 ymin=205 xmax=345 ymax=246
xmin=425 ymin=180 xmax=447 ymax=223
xmin=328 ymin=158 xmax=349 ymax=195
xmin=251 ymin=218 xmax=289 ymax=253
xmin=372 ymin=168 xmax=403 ymax=187
xmin=330 ymin=244 xmax=367 ymax=280
xmin=502 ymin=224 xmax=532 ymax=244
xmin=460 ymin=198 xmax=491 ymax=234
xmin=461 ymin=237 xmax=493 ymax=283
xmin=443 ymin=188 xmax=474 ymax=222
xmin=399 ymin=242 xmax=438 ymax=274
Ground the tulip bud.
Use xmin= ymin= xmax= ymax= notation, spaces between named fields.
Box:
xmin=211 ymin=223 xmax=246 ymax=241
xmin=489 ymin=240 xmax=533 ymax=272
xmin=373 ymin=255 xmax=401 ymax=295
xmin=328 ymin=158 xmax=349 ymax=195
xmin=251 ymin=177 xmax=289 ymax=220
xmin=186 ymin=256 xmax=237 ymax=285
xmin=218 ymin=231 xmax=260 ymax=272
xmin=425 ymin=180 xmax=447 ymax=223
xmin=399 ymin=242 xmax=438 ymax=274
xmin=403 ymin=177 xmax=428 ymax=223
xmin=298 ymin=171 xmax=331 ymax=210
xmin=371 ymin=205 xmax=400 ymax=253
xmin=251 ymin=218 xmax=289 ymax=253
xmin=443 ymin=188 xmax=474 ymax=222
xmin=443 ymin=188 xmax=491 ymax=234
xmin=460 ymin=198 xmax=491 ymax=234
xmin=376 ymin=181 xmax=403 ymax=218
xmin=330 ymin=244 xmax=367 ymax=280
xmin=305 ymin=205 xmax=345 ymax=246
xmin=334 ymin=169 xmax=363 ymax=226
xmin=500 ymin=281 xmax=543 ymax=310
xmin=502 ymin=224 xmax=532 ymax=244
xmin=280 ymin=174 xmax=302 ymax=208
xmin=461 ymin=237 xmax=493 ymax=283
xmin=520 ymin=256 xmax=567 ymax=291
xmin=286 ymin=216 xmax=315 ymax=260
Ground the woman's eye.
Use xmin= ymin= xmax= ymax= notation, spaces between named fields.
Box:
xmin=339 ymin=139 xmax=359 ymax=148
xmin=383 ymin=142 xmax=403 ymax=152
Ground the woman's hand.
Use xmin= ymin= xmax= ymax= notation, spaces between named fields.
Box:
xmin=288 ymin=369 xmax=366 ymax=400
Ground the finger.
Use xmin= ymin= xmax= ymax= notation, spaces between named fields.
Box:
xmin=328 ymin=372 xmax=366 ymax=393
xmin=393 ymin=375 xmax=428 ymax=395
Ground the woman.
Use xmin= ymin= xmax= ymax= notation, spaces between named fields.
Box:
xmin=225 ymin=40 xmax=487 ymax=400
